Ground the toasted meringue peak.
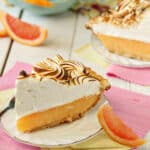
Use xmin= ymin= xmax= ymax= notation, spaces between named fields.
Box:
xmin=68 ymin=75 xmax=97 ymax=86
xmin=87 ymin=0 xmax=150 ymax=27
xmin=18 ymin=70 xmax=29 ymax=79
xmin=33 ymin=57 xmax=66 ymax=81
xmin=18 ymin=55 xmax=108 ymax=86
xmin=54 ymin=55 xmax=64 ymax=64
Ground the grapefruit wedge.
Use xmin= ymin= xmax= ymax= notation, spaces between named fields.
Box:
xmin=97 ymin=104 xmax=145 ymax=147
xmin=0 ymin=11 xmax=48 ymax=46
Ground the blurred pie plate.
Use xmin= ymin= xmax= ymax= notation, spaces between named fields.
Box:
xmin=1 ymin=96 xmax=107 ymax=148
xmin=91 ymin=35 xmax=150 ymax=68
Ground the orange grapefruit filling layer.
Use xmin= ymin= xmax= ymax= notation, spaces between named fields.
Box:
xmin=103 ymin=106 xmax=138 ymax=140
xmin=6 ymin=14 xmax=40 ymax=40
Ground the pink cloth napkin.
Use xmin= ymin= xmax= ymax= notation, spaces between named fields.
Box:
xmin=105 ymin=86 xmax=150 ymax=137
xmin=0 ymin=62 xmax=39 ymax=150
xmin=0 ymin=62 xmax=32 ymax=91
xmin=107 ymin=65 xmax=150 ymax=86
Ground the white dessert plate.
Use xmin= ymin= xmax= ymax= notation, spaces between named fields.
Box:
xmin=1 ymin=96 xmax=107 ymax=148
xmin=91 ymin=35 xmax=150 ymax=68
xmin=138 ymin=131 xmax=150 ymax=150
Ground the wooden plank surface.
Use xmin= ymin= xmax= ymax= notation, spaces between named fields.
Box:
xmin=0 ymin=2 xmax=21 ymax=74
xmin=130 ymin=83 xmax=150 ymax=96
xmin=71 ymin=15 xmax=91 ymax=51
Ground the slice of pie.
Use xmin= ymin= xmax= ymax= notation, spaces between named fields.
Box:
xmin=15 ymin=55 xmax=110 ymax=133
xmin=86 ymin=0 xmax=150 ymax=61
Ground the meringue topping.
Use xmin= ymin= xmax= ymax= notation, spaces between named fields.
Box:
xmin=18 ymin=55 xmax=103 ymax=85
xmin=87 ymin=0 xmax=150 ymax=27
xmin=19 ymin=70 xmax=29 ymax=79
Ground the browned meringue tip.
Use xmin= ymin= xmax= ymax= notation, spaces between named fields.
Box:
xmin=86 ymin=0 xmax=150 ymax=27
xmin=18 ymin=70 xmax=29 ymax=79
xmin=101 ymin=79 xmax=111 ymax=91
xmin=85 ymin=22 xmax=92 ymax=29
xmin=85 ymin=17 xmax=98 ymax=29
xmin=19 ymin=70 xmax=27 ymax=76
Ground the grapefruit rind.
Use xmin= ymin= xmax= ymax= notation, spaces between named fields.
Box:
xmin=0 ymin=11 xmax=48 ymax=46
xmin=97 ymin=105 xmax=145 ymax=147
xmin=0 ymin=10 xmax=8 ymax=37
xmin=0 ymin=28 xmax=8 ymax=37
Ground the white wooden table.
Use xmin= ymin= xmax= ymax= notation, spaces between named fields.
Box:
xmin=0 ymin=1 xmax=149 ymax=97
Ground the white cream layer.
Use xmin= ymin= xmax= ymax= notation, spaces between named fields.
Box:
xmin=15 ymin=77 xmax=101 ymax=119
xmin=92 ymin=11 xmax=150 ymax=43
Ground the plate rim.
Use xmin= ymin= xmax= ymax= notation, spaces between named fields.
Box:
xmin=1 ymin=122 xmax=101 ymax=148
xmin=1 ymin=98 xmax=108 ymax=148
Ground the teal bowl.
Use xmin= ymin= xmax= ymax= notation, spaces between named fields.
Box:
xmin=8 ymin=0 xmax=76 ymax=15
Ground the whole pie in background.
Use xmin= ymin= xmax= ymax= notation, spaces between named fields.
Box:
xmin=87 ymin=0 xmax=150 ymax=61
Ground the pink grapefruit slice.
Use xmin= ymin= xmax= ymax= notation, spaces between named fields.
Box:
xmin=97 ymin=104 xmax=145 ymax=147
xmin=0 ymin=11 xmax=48 ymax=46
